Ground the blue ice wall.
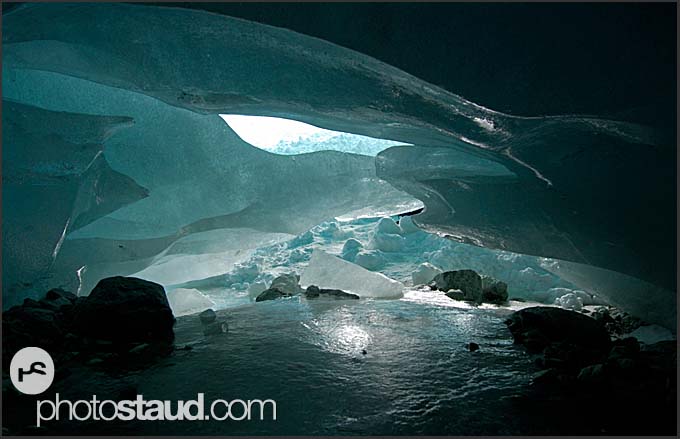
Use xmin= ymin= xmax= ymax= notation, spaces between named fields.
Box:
xmin=2 ymin=3 xmax=675 ymax=328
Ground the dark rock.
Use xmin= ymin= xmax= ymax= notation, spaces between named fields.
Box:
xmin=592 ymin=306 xmax=642 ymax=337
xmin=577 ymin=363 xmax=605 ymax=383
xmin=321 ymin=289 xmax=359 ymax=299
xmin=608 ymin=357 xmax=638 ymax=372
xmin=430 ymin=269 xmax=482 ymax=302
xmin=203 ymin=321 xmax=228 ymax=335
xmin=22 ymin=298 xmax=43 ymax=309
xmin=445 ymin=289 xmax=465 ymax=301
xmin=468 ymin=342 xmax=480 ymax=352
xmin=269 ymin=273 xmax=302 ymax=296
xmin=199 ymin=308 xmax=217 ymax=325
xmin=532 ymin=368 xmax=564 ymax=386
xmin=39 ymin=296 xmax=72 ymax=312
xmin=305 ymin=285 xmax=359 ymax=300
xmin=45 ymin=288 xmax=78 ymax=303
xmin=71 ymin=276 xmax=175 ymax=343
xmin=2 ymin=305 xmax=64 ymax=365
xmin=255 ymin=287 xmax=290 ymax=302
xmin=542 ymin=341 xmax=606 ymax=370
xmin=608 ymin=337 xmax=640 ymax=359
xmin=505 ymin=306 xmax=611 ymax=354
xmin=481 ymin=276 xmax=509 ymax=303
xmin=305 ymin=285 xmax=321 ymax=298
xmin=361 ymin=349 xmax=367 ymax=355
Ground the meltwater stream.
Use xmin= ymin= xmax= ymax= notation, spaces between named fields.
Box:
xmin=45 ymin=295 xmax=542 ymax=435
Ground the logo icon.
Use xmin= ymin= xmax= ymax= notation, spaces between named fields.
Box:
xmin=10 ymin=347 xmax=55 ymax=395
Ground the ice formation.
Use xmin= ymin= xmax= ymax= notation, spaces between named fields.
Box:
xmin=166 ymin=288 xmax=215 ymax=317
xmin=412 ymin=263 xmax=443 ymax=286
xmin=300 ymin=250 xmax=404 ymax=299
xmin=2 ymin=3 xmax=675 ymax=330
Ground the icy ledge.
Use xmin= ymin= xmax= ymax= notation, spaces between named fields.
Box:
xmin=301 ymin=250 xmax=404 ymax=299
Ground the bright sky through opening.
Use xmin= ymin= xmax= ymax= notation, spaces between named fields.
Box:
xmin=220 ymin=114 xmax=408 ymax=156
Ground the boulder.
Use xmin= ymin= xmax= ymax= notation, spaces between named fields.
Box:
xmin=541 ymin=341 xmax=608 ymax=370
xmin=71 ymin=276 xmax=175 ymax=343
xmin=39 ymin=297 xmax=72 ymax=312
xmin=203 ymin=321 xmax=228 ymax=336
xmin=592 ymin=306 xmax=643 ymax=337
xmin=531 ymin=368 xmax=572 ymax=386
xmin=481 ymin=276 xmax=508 ymax=303
xmin=45 ymin=288 xmax=78 ymax=303
xmin=305 ymin=285 xmax=360 ymax=300
xmin=255 ymin=287 xmax=290 ymax=302
xmin=22 ymin=298 xmax=43 ymax=309
xmin=430 ymin=269 xmax=482 ymax=302
xmin=2 ymin=306 xmax=64 ymax=366
xmin=554 ymin=292 xmax=584 ymax=311
xmin=577 ymin=363 xmax=605 ymax=384
xmin=505 ymin=306 xmax=611 ymax=354
xmin=445 ymin=289 xmax=465 ymax=301
xmin=305 ymin=285 xmax=321 ymax=298
xmin=269 ymin=273 xmax=303 ymax=296
xmin=199 ymin=308 xmax=217 ymax=325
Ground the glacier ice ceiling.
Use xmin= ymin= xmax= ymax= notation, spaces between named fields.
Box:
xmin=1 ymin=3 xmax=676 ymax=330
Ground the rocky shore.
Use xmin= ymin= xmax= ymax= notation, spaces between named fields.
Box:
xmin=2 ymin=272 xmax=676 ymax=435
xmin=505 ymin=306 xmax=677 ymax=435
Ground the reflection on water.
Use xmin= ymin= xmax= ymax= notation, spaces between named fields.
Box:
xmin=47 ymin=295 xmax=542 ymax=435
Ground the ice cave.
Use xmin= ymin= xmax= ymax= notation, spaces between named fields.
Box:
xmin=1 ymin=2 xmax=677 ymax=436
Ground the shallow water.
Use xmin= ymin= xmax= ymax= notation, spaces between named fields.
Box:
xmin=44 ymin=294 xmax=543 ymax=435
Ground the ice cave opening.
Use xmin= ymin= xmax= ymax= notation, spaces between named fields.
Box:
xmin=1 ymin=4 xmax=677 ymax=435
xmin=220 ymin=114 xmax=410 ymax=156
xmin=2 ymin=3 xmax=676 ymax=335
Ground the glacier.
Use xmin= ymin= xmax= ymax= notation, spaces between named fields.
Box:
xmin=1 ymin=3 xmax=676 ymax=331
